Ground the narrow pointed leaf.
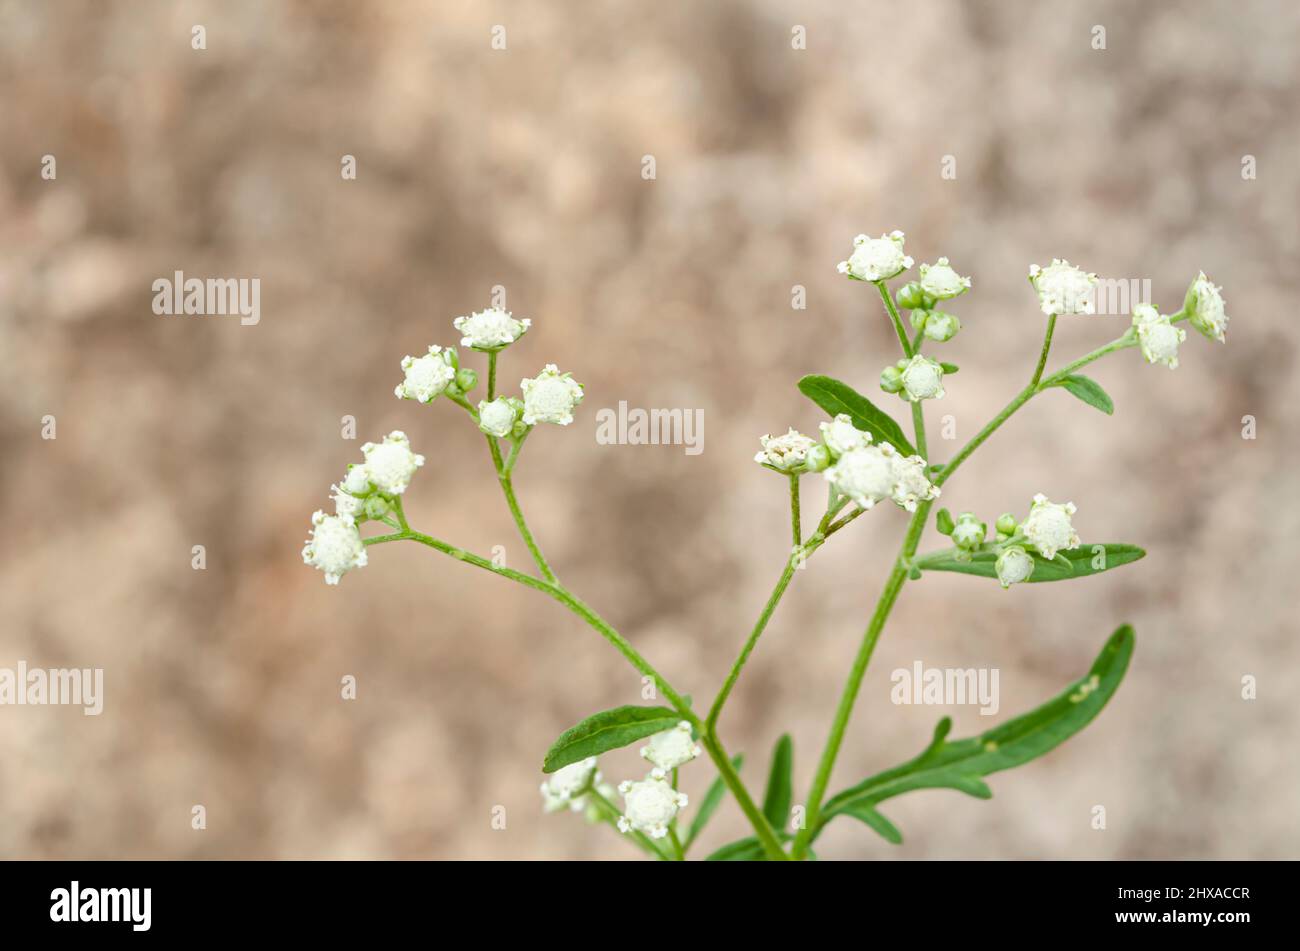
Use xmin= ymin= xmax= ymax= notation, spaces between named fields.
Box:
xmin=843 ymin=804 xmax=903 ymax=844
xmin=797 ymin=375 xmax=916 ymax=456
xmin=1050 ymin=374 xmax=1114 ymax=415
xmin=819 ymin=625 xmax=1135 ymax=839
xmin=542 ymin=704 xmax=681 ymax=773
xmin=685 ymin=754 xmax=743 ymax=850
xmin=917 ymin=543 xmax=1144 ymax=583
xmin=762 ymin=734 xmax=794 ymax=831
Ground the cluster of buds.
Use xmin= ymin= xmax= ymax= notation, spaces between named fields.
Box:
xmin=935 ymin=495 xmax=1081 ymax=588
xmin=754 ymin=414 xmax=939 ymax=514
xmin=895 ymin=256 xmax=971 ymax=345
xmin=542 ymin=721 xmax=699 ymax=840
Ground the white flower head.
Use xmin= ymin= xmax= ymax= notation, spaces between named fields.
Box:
xmin=1132 ymin=303 xmax=1185 ymax=369
xmin=361 ymin=431 xmax=425 ymax=496
xmin=478 ymin=397 xmax=519 ymax=438
xmin=921 ymin=310 xmax=961 ymax=343
xmin=918 ymin=257 xmax=971 ymax=300
xmin=301 ymin=510 xmax=367 ymax=585
xmin=341 ymin=464 xmax=371 ymax=497
xmin=616 ymin=776 xmax=688 ymax=839
xmin=755 ymin=428 xmax=817 ymax=471
xmin=395 ymin=346 xmax=456 ymax=404
xmin=453 ymin=307 xmax=531 ymax=351
xmin=825 ymin=444 xmax=897 ymax=510
xmin=540 ymin=757 xmax=599 ymax=814
xmin=640 ymin=721 xmax=702 ymax=778
xmin=1019 ymin=493 xmax=1080 ymax=560
xmin=521 ymin=364 xmax=584 ymax=426
xmin=995 ymin=545 xmax=1034 ymax=588
xmin=1186 ymin=271 xmax=1228 ymax=343
xmin=838 ymin=231 xmax=913 ymax=282
xmin=899 ymin=355 xmax=946 ymax=402
xmin=819 ymin=413 xmax=872 ymax=458
xmin=890 ymin=454 xmax=940 ymax=512
xmin=1028 ymin=259 xmax=1098 ymax=315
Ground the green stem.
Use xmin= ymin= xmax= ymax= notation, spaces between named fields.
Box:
xmin=487 ymin=350 xmax=498 ymax=401
xmin=504 ymin=427 xmax=531 ymax=475
xmin=789 ymin=474 xmax=802 ymax=548
xmin=792 ymin=498 xmax=932 ymax=859
xmin=910 ymin=401 xmax=928 ymax=459
xmin=1030 ymin=313 xmax=1058 ymax=387
xmin=874 ymin=281 xmax=914 ymax=358
xmin=934 ymin=327 xmax=1134 ymax=490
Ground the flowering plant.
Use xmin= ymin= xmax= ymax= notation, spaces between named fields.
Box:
xmin=302 ymin=244 xmax=1228 ymax=860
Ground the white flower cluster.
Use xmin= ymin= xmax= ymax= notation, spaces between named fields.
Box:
xmin=454 ymin=306 xmax=530 ymax=351
xmin=1132 ymin=303 xmax=1186 ymax=369
xmin=1185 ymin=271 xmax=1228 ymax=343
xmin=838 ymin=231 xmax=913 ymax=282
xmin=818 ymin=414 xmax=939 ymax=512
xmin=988 ymin=494 xmax=1081 ymax=588
xmin=542 ymin=721 xmax=701 ymax=840
xmin=1029 ymin=259 xmax=1098 ymax=316
xmin=302 ymin=430 xmax=426 ymax=585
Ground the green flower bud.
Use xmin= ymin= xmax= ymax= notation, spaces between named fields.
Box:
xmin=996 ymin=513 xmax=1018 ymax=536
xmin=364 ymin=495 xmax=391 ymax=520
xmin=922 ymin=310 xmax=961 ymax=342
xmin=909 ymin=308 xmax=930 ymax=331
xmin=952 ymin=512 xmax=986 ymax=551
xmin=805 ymin=444 xmax=833 ymax=473
xmin=456 ymin=368 xmax=478 ymax=393
xmin=896 ymin=281 xmax=936 ymax=312
xmin=880 ymin=365 xmax=904 ymax=394
xmin=441 ymin=346 xmax=459 ymax=370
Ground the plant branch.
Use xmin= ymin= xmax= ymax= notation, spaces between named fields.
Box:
xmin=874 ymin=281 xmax=914 ymax=358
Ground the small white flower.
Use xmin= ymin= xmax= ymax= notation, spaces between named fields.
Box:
xmin=640 ymin=721 xmax=702 ymax=777
xmin=899 ymin=355 xmax=946 ymax=402
xmin=819 ymin=413 xmax=871 ymax=458
xmin=918 ymin=257 xmax=971 ymax=300
xmin=890 ymin=454 xmax=940 ymax=512
xmin=951 ymin=513 xmax=986 ymax=551
xmin=540 ymin=757 xmax=599 ymax=813
xmin=838 ymin=231 xmax=913 ymax=282
xmin=1132 ymin=303 xmax=1185 ymax=369
xmin=995 ymin=546 xmax=1034 ymax=588
xmin=330 ymin=483 xmax=365 ymax=522
xmin=394 ymin=346 xmax=456 ymax=404
xmin=755 ymin=428 xmax=817 ymax=471
xmin=616 ymin=776 xmax=688 ymax=839
xmin=453 ymin=307 xmax=531 ymax=351
xmin=1019 ymin=493 xmax=1080 ymax=560
xmin=1028 ymin=259 xmax=1098 ymax=316
xmin=301 ymin=510 xmax=367 ymax=585
xmin=361 ymin=431 xmax=425 ymax=495
xmin=478 ymin=397 xmax=519 ymax=438
xmin=341 ymin=464 xmax=371 ymax=497
xmin=1186 ymin=271 xmax=1228 ymax=343
xmin=521 ymin=364 xmax=584 ymax=426
xmin=825 ymin=444 xmax=896 ymax=510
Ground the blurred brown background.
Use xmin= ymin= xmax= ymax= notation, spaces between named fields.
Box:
xmin=1 ymin=0 xmax=1297 ymax=859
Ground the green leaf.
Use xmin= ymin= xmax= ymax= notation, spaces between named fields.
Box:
xmin=761 ymin=734 xmax=794 ymax=831
xmin=542 ymin=704 xmax=681 ymax=773
xmin=685 ymin=754 xmax=742 ymax=850
xmin=1050 ymin=374 xmax=1114 ymax=415
xmin=935 ymin=508 xmax=955 ymax=536
xmin=842 ymin=803 xmax=903 ymax=844
xmin=818 ymin=625 xmax=1135 ymax=840
xmin=797 ymin=375 xmax=916 ymax=456
xmin=916 ymin=543 xmax=1144 ymax=583
xmin=705 ymin=836 xmax=769 ymax=861
xmin=940 ymin=362 xmax=960 ymax=374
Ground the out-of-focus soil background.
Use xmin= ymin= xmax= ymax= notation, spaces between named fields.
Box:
xmin=2 ymin=0 xmax=1297 ymax=859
